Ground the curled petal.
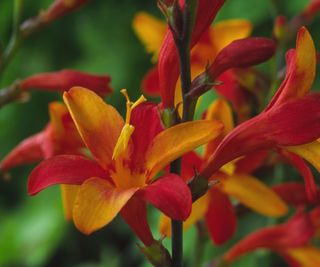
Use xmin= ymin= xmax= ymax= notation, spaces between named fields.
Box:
xmin=120 ymin=196 xmax=154 ymax=246
xmin=201 ymin=94 xmax=320 ymax=177
xmin=146 ymin=120 xmax=223 ymax=179
xmin=219 ymin=174 xmax=288 ymax=217
xmin=28 ymin=155 xmax=108 ymax=195
xmin=224 ymin=210 xmax=315 ymax=262
xmin=63 ymin=87 xmax=124 ymax=169
xmin=20 ymin=70 xmax=112 ymax=96
xmin=205 ymin=188 xmax=237 ymax=245
xmin=267 ymin=27 xmax=316 ymax=110
xmin=73 ymin=177 xmax=138 ymax=234
xmin=138 ymin=174 xmax=192 ymax=221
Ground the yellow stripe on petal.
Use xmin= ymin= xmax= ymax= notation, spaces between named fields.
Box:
xmin=210 ymin=19 xmax=253 ymax=53
xmin=145 ymin=120 xmax=223 ymax=179
xmin=63 ymin=87 xmax=124 ymax=169
xmin=60 ymin=184 xmax=79 ymax=220
xmin=287 ymin=246 xmax=320 ymax=267
xmin=133 ymin=12 xmax=167 ymax=62
xmin=219 ymin=174 xmax=288 ymax=217
xmin=286 ymin=141 xmax=320 ymax=172
xmin=73 ymin=177 xmax=138 ymax=235
xmin=159 ymin=193 xmax=210 ymax=237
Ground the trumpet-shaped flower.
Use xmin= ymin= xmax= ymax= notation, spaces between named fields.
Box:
xmin=28 ymin=87 xmax=223 ymax=245
xmin=200 ymin=27 xmax=320 ymax=202
xmin=159 ymin=99 xmax=287 ymax=244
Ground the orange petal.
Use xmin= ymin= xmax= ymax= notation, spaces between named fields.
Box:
xmin=73 ymin=177 xmax=138 ymax=234
xmin=159 ymin=194 xmax=210 ymax=237
xmin=204 ymin=99 xmax=234 ymax=159
xmin=210 ymin=19 xmax=253 ymax=53
xmin=60 ymin=184 xmax=79 ymax=220
xmin=63 ymin=87 xmax=124 ymax=169
xmin=286 ymin=140 xmax=320 ymax=172
xmin=132 ymin=12 xmax=167 ymax=62
xmin=267 ymin=27 xmax=316 ymax=109
xmin=145 ymin=120 xmax=223 ymax=179
xmin=286 ymin=246 xmax=320 ymax=267
xmin=219 ymin=174 xmax=288 ymax=217
xmin=49 ymin=102 xmax=68 ymax=138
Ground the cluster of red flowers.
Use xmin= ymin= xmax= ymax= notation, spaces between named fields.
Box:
xmin=1 ymin=0 xmax=320 ymax=266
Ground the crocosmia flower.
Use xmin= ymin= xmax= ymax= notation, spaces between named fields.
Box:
xmin=28 ymin=87 xmax=223 ymax=245
xmin=159 ymin=99 xmax=287 ymax=245
xmin=200 ymin=27 xmax=320 ymax=202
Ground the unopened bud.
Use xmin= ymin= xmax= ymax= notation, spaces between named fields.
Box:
xmin=273 ymin=15 xmax=287 ymax=41
xmin=303 ymin=0 xmax=320 ymax=19
xmin=208 ymin=37 xmax=276 ymax=79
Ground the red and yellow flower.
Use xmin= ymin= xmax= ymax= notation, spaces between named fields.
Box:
xmin=27 ymin=87 xmax=224 ymax=245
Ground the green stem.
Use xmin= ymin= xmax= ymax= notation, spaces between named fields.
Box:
xmin=194 ymin=221 xmax=207 ymax=267
xmin=0 ymin=0 xmax=24 ymax=74
xmin=0 ymin=83 xmax=22 ymax=109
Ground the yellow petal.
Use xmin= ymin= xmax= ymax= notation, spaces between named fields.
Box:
xmin=63 ymin=87 xmax=124 ymax=169
xmin=132 ymin=12 xmax=167 ymax=62
xmin=60 ymin=184 xmax=79 ymax=220
xmin=219 ymin=174 xmax=288 ymax=217
xmin=145 ymin=120 xmax=223 ymax=179
xmin=205 ymin=99 xmax=234 ymax=134
xmin=286 ymin=141 xmax=320 ymax=172
xmin=294 ymin=27 xmax=316 ymax=97
xmin=210 ymin=19 xmax=253 ymax=53
xmin=287 ymin=246 xmax=320 ymax=267
xmin=73 ymin=177 xmax=138 ymax=234
xmin=159 ymin=194 xmax=210 ymax=237
xmin=204 ymin=99 xmax=234 ymax=159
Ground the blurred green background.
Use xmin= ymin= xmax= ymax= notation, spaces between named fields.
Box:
xmin=0 ymin=0 xmax=318 ymax=266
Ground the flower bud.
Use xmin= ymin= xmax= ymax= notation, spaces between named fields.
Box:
xmin=208 ymin=37 xmax=276 ymax=79
xmin=20 ymin=70 xmax=112 ymax=96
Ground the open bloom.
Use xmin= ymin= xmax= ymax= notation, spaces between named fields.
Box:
xmin=200 ymin=27 xmax=320 ymax=202
xmin=28 ymin=87 xmax=223 ymax=245
xmin=159 ymin=99 xmax=287 ymax=244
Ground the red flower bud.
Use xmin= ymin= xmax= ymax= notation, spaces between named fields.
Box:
xmin=20 ymin=70 xmax=112 ymax=96
xmin=208 ymin=37 xmax=276 ymax=79
xmin=304 ymin=0 xmax=320 ymax=19
xmin=39 ymin=0 xmax=88 ymax=24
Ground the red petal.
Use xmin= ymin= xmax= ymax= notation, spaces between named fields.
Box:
xmin=201 ymin=94 xmax=320 ymax=178
xmin=205 ymin=188 xmax=237 ymax=245
xmin=281 ymin=150 xmax=320 ymax=203
xmin=120 ymin=195 xmax=154 ymax=246
xmin=224 ymin=210 xmax=315 ymax=262
xmin=235 ymin=150 xmax=268 ymax=174
xmin=208 ymin=37 xmax=276 ymax=78
xmin=158 ymin=0 xmax=225 ymax=107
xmin=20 ymin=70 xmax=112 ymax=96
xmin=141 ymin=66 xmax=160 ymax=97
xmin=129 ymin=102 xmax=163 ymax=172
xmin=138 ymin=174 xmax=192 ymax=220
xmin=272 ymin=182 xmax=309 ymax=207
xmin=28 ymin=155 xmax=108 ymax=195
xmin=181 ymin=152 xmax=203 ymax=181
xmin=0 ymin=131 xmax=46 ymax=172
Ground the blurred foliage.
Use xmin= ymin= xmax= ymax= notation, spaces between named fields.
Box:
xmin=0 ymin=0 xmax=319 ymax=266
